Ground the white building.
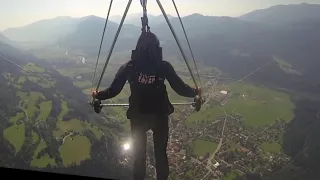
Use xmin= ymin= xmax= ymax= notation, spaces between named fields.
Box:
xmin=213 ymin=162 xmax=220 ymax=168
xmin=220 ymin=90 xmax=228 ymax=95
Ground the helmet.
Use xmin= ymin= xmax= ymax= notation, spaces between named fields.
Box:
xmin=131 ymin=31 xmax=162 ymax=63
xmin=136 ymin=32 xmax=160 ymax=50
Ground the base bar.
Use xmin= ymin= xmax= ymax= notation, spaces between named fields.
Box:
xmin=100 ymin=102 xmax=195 ymax=107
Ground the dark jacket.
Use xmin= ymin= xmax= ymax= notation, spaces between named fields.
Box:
xmin=95 ymin=60 xmax=197 ymax=119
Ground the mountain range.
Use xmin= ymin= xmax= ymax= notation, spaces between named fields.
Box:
xmin=1 ymin=3 xmax=320 ymax=180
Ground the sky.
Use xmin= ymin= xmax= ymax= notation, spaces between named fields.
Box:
xmin=0 ymin=0 xmax=319 ymax=30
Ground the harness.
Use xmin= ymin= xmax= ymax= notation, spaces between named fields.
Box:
xmin=127 ymin=45 xmax=167 ymax=114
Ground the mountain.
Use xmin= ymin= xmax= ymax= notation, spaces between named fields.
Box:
xmin=0 ymin=41 xmax=131 ymax=179
xmin=56 ymin=13 xmax=264 ymax=59
xmin=2 ymin=16 xmax=81 ymax=47
xmin=264 ymin=98 xmax=320 ymax=180
xmin=0 ymin=33 xmax=25 ymax=49
xmin=8 ymin=3 xmax=319 ymax=92
xmin=56 ymin=15 xmax=141 ymax=57
xmin=2 ymin=13 xmax=174 ymax=51
xmin=10 ymin=3 xmax=318 ymax=93
xmin=239 ymin=3 xmax=320 ymax=25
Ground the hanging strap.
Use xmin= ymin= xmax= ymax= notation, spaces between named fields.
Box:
xmin=140 ymin=0 xmax=150 ymax=33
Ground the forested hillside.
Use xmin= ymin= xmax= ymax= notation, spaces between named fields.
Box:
xmin=0 ymin=41 xmax=131 ymax=179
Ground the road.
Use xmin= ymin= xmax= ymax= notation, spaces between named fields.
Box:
xmin=206 ymin=117 xmax=226 ymax=168
xmin=200 ymin=110 xmax=228 ymax=180
xmin=62 ymin=132 xmax=74 ymax=144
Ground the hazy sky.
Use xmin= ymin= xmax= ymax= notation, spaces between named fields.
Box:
xmin=0 ymin=0 xmax=319 ymax=30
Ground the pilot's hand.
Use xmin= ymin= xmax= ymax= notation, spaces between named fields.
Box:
xmin=195 ymin=87 xmax=202 ymax=96
xmin=92 ymin=90 xmax=99 ymax=98
xmin=194 ymin=87 xmax=204 ymax=105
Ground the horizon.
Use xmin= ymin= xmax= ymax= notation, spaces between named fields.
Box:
xmin=1 ymin=1 xmax=320 ymax=31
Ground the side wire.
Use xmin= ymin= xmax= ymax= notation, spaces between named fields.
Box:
xmin=170 ymin=0 xmax=202 ymax=88
xmin=91 ymin=0 xmax=114 ymax=93
xmin=0 ymin=52 xmax=47 ymax=82
xmin=155 ymin=0 xmax=198 ymax=88
xmin=95 ymin=0 xmax=133 ymax=91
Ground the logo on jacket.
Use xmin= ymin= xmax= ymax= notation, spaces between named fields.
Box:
xmin=137 ymin=73 xmax=156 ymax=84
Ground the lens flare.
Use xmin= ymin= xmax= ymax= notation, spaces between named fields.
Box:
xmin=123 ymin=142 xmax=131 ymax=151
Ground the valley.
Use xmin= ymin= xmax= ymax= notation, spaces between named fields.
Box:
xmin=1 ymin=2 xmax=320 ymax=180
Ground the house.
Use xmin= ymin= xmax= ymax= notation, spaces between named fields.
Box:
xmin=220 ymin=90 xmax=228 ymax=95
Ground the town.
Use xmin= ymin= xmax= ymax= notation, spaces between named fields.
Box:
xmin=98 ymin=69 xmax=294 ymax=180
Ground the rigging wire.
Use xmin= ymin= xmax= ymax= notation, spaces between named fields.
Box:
xmin=0 ymin=52 xmax=48 ymax=82
xmin=91 ymin=0 xmax=114 ymax=93
xmin=170 ymin=0 xmax=202 ymax=88
xmin=95 ymin=0 xmax=133 ymax=91
xmin=236 ymin=60 xmax=274 ymax=83
xmin=155 ymin=0 xmax=199 ymax=88
xmin=92 ymin=0 xmax=202 ymax=95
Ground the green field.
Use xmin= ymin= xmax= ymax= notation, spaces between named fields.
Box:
xmin=192 ymin=139 xmax=218 ymax=157
xmin=17 ymin=91 xmax=45 ymax=119
xmin=4 ymin=70 xmax=54 ymax=89
xmin=186 ymin=82 xmax=295 ymax=127
xmin=24 ymin=63 xmax=45 ymax=73
xmin=3 ymin=123 xmax=25 ymax=153
xmin=74 ymin=80 xmax=92 ymax=89
xmin=54 ymin=118 xmax=85 ymax=138
xmin=31 ymin=154 xmax=56 ymax=168
xmin=58 ymin=100 xmax=69 ymax=121
xmin=27 ymin=75 xmax=56 ymax=88
xmin=54 ymin=117 xmax=102 ymax=140
xmin=5 ymin=89 xmax=102 ymax=167
xmin=32 ymin=131 xmax=39 ymax=144
xmin=223 ymin=171 xmax=240 ymax=180
xmin=31 ymin=139 xmax=56 ymax=168
xmin=260 ymin=141 xmax=282 ymax=154
xmin=17 ymin=76 xmax=26 ymax=84
xmin=37 ymin=101 xmax=52 ymax=121
xmin=186 ymin=104 xmax=226 ymax=127
xmin=54 ymin=100 xmax=102 ymax=139
xmin=59 ymin=135 xmax=91 ymax=166
xmin=9 ymin=112 xmax=24 ymax=123
xmin=228 ymin=141 xmax=242 ymax=151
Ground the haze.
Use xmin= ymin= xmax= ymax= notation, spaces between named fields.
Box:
xmin=0 ymin=0 xmax=319 ymax=30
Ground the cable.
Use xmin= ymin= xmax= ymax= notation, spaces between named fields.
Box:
xmin=95 ymin=0 xmax=133 ymax=91
xmin=170 ymin=0 xmax=202 ymax=88
xmin=91 ymin=0 xmax=114 ymax=93
xmin=236 ymin=60 xmax=274 ymax=83
xmin=0 ymin=52 xmax=48 ymax=82
xmin=0 ymin=53 xmax=30 ymax=72
xmin=155 ymin=0 xmax=198 ymax=88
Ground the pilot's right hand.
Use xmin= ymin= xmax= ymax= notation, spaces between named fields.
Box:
xmin=195 ymin=87 xmax=202 ymax=96
xmin=194 ymin=87 xmax=205 ymax=105
xmin=92 ymin=90 xmax=99 ymax=98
